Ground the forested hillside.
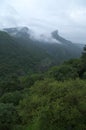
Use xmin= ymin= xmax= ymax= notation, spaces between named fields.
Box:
xmin=4 ymin=28 xmax=83 ymax=63
xmin=0 ymin=33 xmax=86 ymax=130
xmin=0 ymin=31 xmax=53 ymax=79
xmin=0 ymin=28 xmax=83 ymax=79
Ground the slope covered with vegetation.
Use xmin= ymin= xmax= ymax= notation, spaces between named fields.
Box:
xmin=0 ymin=31 xmax=53 ymax=79
xmin=0 ymin=28 xmax=83 ymax=79
xmin=0 ymin=37 xmax=86 ymax=130
xmin=4 ymin=27 xmax=83 ymax=65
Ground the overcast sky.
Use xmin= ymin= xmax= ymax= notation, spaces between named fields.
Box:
xmin=0 ymin=0 xmax=86 ymax=43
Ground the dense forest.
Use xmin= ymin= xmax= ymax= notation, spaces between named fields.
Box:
xmin=0 ymin=29 xmax=85 ymax=130
xmin=0 ymin=37 xmax=86 ymax=130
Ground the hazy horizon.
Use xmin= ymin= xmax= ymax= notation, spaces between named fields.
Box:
xmin=0 ymin=0 xmax=86 ymax=43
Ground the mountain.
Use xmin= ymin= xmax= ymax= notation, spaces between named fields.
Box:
xmin=0 ymin=31 xmax=53 ymax=78
xmin=51 ymin=30 xmax=72 ymax=44
xmin=0 ymin=27 xmax=84 ymax=78
xmin=3 ymin=27 xmax=31 ymax=39
xmin=32 ymin=30 xmax=83 ymax=63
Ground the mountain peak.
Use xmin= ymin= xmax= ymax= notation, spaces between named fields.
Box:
xmin=52 ymin=30 xmax=59 ymax=36
xmin=3 ymin=26 xmax=31 ymax=38
xmin=51 ymin=30 xmax=72 ymax=44
xmin=51 ymin=30 xmax=60 ymax=40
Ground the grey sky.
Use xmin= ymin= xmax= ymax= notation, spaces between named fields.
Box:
xmin=0 ymin=0 xmax=86 ymax=43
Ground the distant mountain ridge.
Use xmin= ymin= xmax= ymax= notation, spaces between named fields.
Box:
xmin=3 ymin=26 xmax=84 ymax=45
xmin=3 ymin=27 xmax=31 ymax=39
xmin=2 ymin=27 xmax=70 ymax=44
xmin=0 ymin=27 xmax=84 ymax=78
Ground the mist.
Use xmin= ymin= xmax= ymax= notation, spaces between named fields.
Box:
xmin=0 ymin=0 xmax=86 ymax=43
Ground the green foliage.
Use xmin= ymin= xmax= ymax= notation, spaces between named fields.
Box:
xmin=82 ymin=72 xmax=86 ymax=79
xmin=64 ymin=58 xmax=82 ymax=71
xmin=21 ymin=73 xmax=44 ymax=88
xmin=0 ymin=91 xmax=22 ymax=105
xmin=0 ymin=103 xmax=19 ymax=130
xmin=81 ymin=45 xmax=86 ymax=72
xmin=19 ymin=79 xmax=86 ymax=130
xmin=0 ymin=76 xmax=22 ymax=96
xmin=47 ymin=65 xmax=78 ymax=81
